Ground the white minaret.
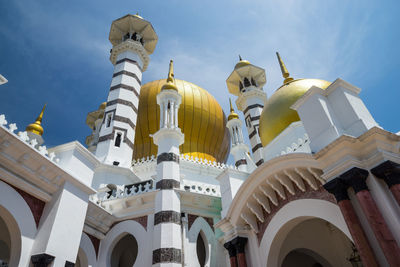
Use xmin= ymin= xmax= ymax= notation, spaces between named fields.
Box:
xmin=95 ymin=14 xmax=158 ymax=168
xmin=152 ymin=61 xmax=184 ymax=267
xmin=226 ymin=99 xmax=252 ymax=172
xmin=226 ymin=56 xmax=267 ymax=167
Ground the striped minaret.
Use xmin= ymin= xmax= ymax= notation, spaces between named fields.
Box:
xmin=226 ymin=56 xmax=267 ymax=167
xmin=95 ymin=14 xmax=158 ymax=168
xmin=152 ymin=61 xmax=184 ymax=267
xmin=227 ymin=99 xmax=250 ymax=172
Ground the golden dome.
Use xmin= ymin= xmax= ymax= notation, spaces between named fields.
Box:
xmin=133 ymin=79 xmax=230 ymax=163
xmin=235 ymin=60 xmax=251 ymax=70
xmin=259 ymin=79 xmax=331 ymax=146
xmin=26 ymin=104 xmax=46 ymax=136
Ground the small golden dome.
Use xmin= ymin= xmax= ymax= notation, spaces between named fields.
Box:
xmin=228 ymin=99 xmax=239 ymax=121
xmin=99 ymin=102 xmax=107 ymax=110
xmin=235 ymin=59 xmax=251 ymax=70
xmin=133 ymin=13 xmax=143 ymax=19
xmin=259 ymin=79 xmax=331 ymax=146
xmin=134 ymin=79 xmax=230 ymax=163
xmin=26 ymin=104 xmax=46 ymax=136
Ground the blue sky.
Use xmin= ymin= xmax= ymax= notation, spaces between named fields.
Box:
xmin=0 ymin=1 xmax=399 ymax=160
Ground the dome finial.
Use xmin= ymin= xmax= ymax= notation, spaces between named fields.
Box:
xmin=239 ymin=55 xmax=242 ymax=61
xmin=161 ymin=60 xmax=178 ymax=91
xmin=26 ymin=104 xmax=47 ymax=136
xmin=276 ymin=52 xmax=294 ymax=84
xmin=228 ymin=98 xmax=239 ymax=121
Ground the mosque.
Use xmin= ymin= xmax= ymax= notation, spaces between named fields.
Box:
xmin=0 ymin=13 xmax=400 ymax=267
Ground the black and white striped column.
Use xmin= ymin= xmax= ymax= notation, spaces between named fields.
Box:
xmin=152 ymin=152 xmax=182 ymax=267
xmin=152 ymin=61 xmax=184 ymax=267
xmin=95 ymin=50 xmax=143 ymax=168
xmin=242 ymin=101 xmax=264 ymax=166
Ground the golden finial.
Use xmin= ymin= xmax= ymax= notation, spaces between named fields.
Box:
xmin=276 ymin=52 xmax=294 ymax=84
xmin=161 ymin=60 xmax=178 ymax=91
xmin=228 ymin=98 xmax=239 ymax=121
xmin=239 ymin=55 xmax=242 ymax=61
xmin=26 ymin=104 xmax=47 ymax=136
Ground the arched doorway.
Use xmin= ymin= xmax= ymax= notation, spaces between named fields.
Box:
xmin=278 ymin=218 xmax=354 ymax=267
xmin=110 ymin=234 xmax=138 ymax=267
xmin=0 ymin=215 xmax=11 ymax=266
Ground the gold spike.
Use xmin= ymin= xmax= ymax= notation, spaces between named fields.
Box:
xmin=26 ymin=104 xmax=47 ymax=136
xmin=228 ymin=98 xmax=239 ymax=121
xmin=276 ymin=52 xmax=294 ymax=84
xmin=161 ymin=60 xmax=178 ymax=91
xmin=239 ymin=55 xmax=243 ymax=61
xmin=37 ymin=104 xmax=47 ymax=123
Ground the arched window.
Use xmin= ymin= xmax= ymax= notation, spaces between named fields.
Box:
xmin=251 ymin=77 xmax=257 ymax=86
xmin=0 ymin=215 xmax=11 ymax=266
xmin=196 ymin=232 xmax=207 ymax=267
xmin=243 ymin=77 xmax=251 ymax=88
xmin=114 ymin=133 xmax=122 ymax=147
xmin=110 ymin=234 xmax=138 ymax=267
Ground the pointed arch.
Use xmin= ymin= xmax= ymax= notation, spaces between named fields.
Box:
xmin=187 ymin=216 xmax=217 ymax=267
xmin=0 ymin=181 xmax=37 ymax=266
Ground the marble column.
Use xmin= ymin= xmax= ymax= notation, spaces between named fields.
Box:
xmin=232 ymin=237 xmax=248 ymax=267
xmin=371 ymin=160 xmax=400 ymax=206
xmin=341 ymin=167 xmax=400 ymax=266
xmin=324 ymin=178 xmax=378 ymax=267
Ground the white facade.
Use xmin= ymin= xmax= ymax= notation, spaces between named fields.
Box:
xmin=0 ymin=13 xmax=399 ymax=267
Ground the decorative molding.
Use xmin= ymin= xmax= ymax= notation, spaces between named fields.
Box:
xmin=112 ymin=70 xmax=141 ymax=85
xmin=255 ymin=158 xmax=264 ymax=166
xmin=323 ymin=178 xmax=350 ymax=202
xmin=243 ymin=103 xmax=264 ymax=115
xmin=154 ymin=210 xmax=181 ymax=225
xmin=152 ymin=248 xmax=182 ymax=264
xmin=340 ymin=167 xmax=369 ymax=193
xmin=235 ymin=159 xmax=247 ymax=167
xmin=252 ymin=143 xmax=263 ymax=153
xmin=106 ymin=99 xmax=138 ymax=114
xmin=156 ymin=179 xmax=180 ymax=190
xmin=115 ymin=58 xmax=142 ymax=72
xmin=109 ymin=83 xmax=139 ymax=97
xmin=157 ymin=152 xmax=180 ymax=164
xmin=31 ymin=253 xmax=55 ymax=267
xmin=371 ymin=160 xmax=400 ymax=188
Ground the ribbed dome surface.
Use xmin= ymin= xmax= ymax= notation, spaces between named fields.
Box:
xmin=259 ymin=79 xmax=331 ymax=147
xmin=133 ymin=79 xmax=230 ymax=163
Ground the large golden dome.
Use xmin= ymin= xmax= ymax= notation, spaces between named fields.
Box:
xmin=133 ymin=79 xmax=230 ymax=163
xmin=259 ymin=79 xmax=331 ymax=146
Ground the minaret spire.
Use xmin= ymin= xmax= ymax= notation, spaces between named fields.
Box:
xmin=229 ymin=98 xmax=234 ymax=113
xmin=276 ymin=52 xmax=294 ymax=84
xmin=26 ymin=104 xmax=47 ymax=136
xmin=162 ymin=60 xmax=178 ymax=91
